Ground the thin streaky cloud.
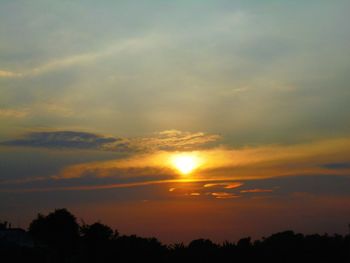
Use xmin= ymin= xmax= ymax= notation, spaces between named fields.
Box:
xmin=1 ymin=131 xmax=122 ymax=150
xmin=211 ymin=192 xmax=240 ymax=199
xmin=14 ymin=136 xmax=350 ymax=183
xmin=0 ymin=108 xmax=29 ymax=118
xmin=2 ymin=129 xmax=219 ymax=152
xmin=3 ymin=34 xmax=168 ymax=78
xmin=240 ymin=189 xmax=273 ymax=193
xmin=0 ymin=178 xmax=250 ymax=193
xmin=0 ymin=70 xmax=22 ymax=78
xmin=203 ymin=182 xmax=243 ymax=189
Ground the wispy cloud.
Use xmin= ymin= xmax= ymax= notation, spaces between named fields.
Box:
xmin=0 ymin=179 xmax=182 ymax=193
xmin=130 ymin=130 xmax=220 ymax=151
xmin=321 ymin=162 xmax=350 ymax=170
xmin=211 ymin=192 xmax=240 ymax=199
xmin=1 ymin=131 xmax=125 ymax=150
xmin=2 ymin=130 xmax=219 ymax=152
xmin=225 ymin=183 xmax=244 ymax=189
xmin=0 ymin=70 xmax=22 ymax=78
xmin=0 ymin=178 xmax=251 ymax=193
xmin=2 ymin=34 xmax=167 ymax=78
xmin=240 ymin=189 xmax=273 ymax=193
xmin=0 ymin=108 xmax=29 ymax=118
xmin=200 ymin=137 xmax=350 ymax=174
xmin=203 ymin=182 xmax=243 ymax=189
xmin=2 ymin=135 xmax=350 ymax=193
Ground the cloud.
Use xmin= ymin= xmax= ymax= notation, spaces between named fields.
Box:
xmin=198 ymin=137 xmax=350 ymax=176
xmin=30 ymin=136 xmax=350 ymax=182
xmin=0 ymin=178 xmax=246 ymax=193
xmin=203 ymin=182 xmax=243 ymax=189
xmin=2 ymin=129 xmax=219 ymax=152
xmin=1 ymin=131 xmax=125 ymax=150
xmin=0 ymin=70 xmax=22 ymax=78
xmin=240 ymin=189 xmax=273 ymax=193
xmin=2 ymin=34 xmax=167 ymax=78
xmin=0 ymin=178 xmax=182 ymax=193
xmin=130 ymin=130 xmax=220 ymax=151
xmin=56 ymin=163 xmax=174 ymax=180
xmin=322 ymin=162 xmax=350 ymax=170
xmin=0 ymin=108 xmax=29 ymax=118
xmin=2 ymin=135 xmax=350 ymax=193
xmin=211 ymin=192 xmax=240 ymax=199
xmin=225 ymin=183 xmax=244 ymax=189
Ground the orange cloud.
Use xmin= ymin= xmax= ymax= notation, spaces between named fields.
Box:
xmin=3 ymin=136 xmax=350 ymax=193
xmin=34 ymin=137 xmax=350 ymax=190
xmin=211 ymin=192 xmax=240 ymax=199
xmin=203 ymin=182 xmax=243 ymax=189
xmin=225 ymin=182 xmax=244 ymax=189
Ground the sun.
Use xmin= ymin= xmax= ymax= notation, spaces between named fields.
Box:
xmin=170 ymin=153 xmax=201 ymax=175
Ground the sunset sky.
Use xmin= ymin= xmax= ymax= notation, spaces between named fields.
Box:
xmin=1 ymin=0 xmax=350 ymax=243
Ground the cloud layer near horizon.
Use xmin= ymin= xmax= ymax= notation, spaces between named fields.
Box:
xmin=1 ymin=130 xmax=350 ymax=194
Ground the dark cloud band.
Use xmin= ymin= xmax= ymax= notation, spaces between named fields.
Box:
xmin=1 ymin=131 xmax=121 ymax=150
xmin=1 ymin=130 xmax=219 ymax=152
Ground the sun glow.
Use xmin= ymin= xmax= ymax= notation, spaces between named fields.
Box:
xmin=170 ymin=153 xmax=202 ymax=175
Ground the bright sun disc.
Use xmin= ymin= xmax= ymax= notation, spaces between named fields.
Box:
xmin=171 ymin=154 xmax=201 ymax=175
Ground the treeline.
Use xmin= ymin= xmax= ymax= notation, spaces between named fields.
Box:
xmin=1 ymin=208 xmax=350 ymax=262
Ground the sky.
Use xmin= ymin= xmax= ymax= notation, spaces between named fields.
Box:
xmin=1 ymin=0 xmax=350 ymax=243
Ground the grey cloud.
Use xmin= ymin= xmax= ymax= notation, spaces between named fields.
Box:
xmin=1 ymin=131 xmax=125 ymax=150
xmin=322 ymin=162 xmax=350 ymax=170
xmin=1 ymin=130 xmax=220 ymax=152
xmin=130 ymin=130 xmax=220 ymax=151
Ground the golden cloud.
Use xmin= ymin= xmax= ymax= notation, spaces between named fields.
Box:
xmin=52 ymin=136 xmax=350 ymax=183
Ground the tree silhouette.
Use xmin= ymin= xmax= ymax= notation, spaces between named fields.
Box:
xmin=1 ymin=208 xmax=350 ymax=262
xmin=80 ymin=222 xmax=116 ymax=262
xmin=0 ymin=221 xmax=9 ymax=230
xmin=187 ymin=239 xmax=218 ymax=262
xmin=81 ymin=222 xmax=115 ymax=243
xmin=28 ymin=208 xmax=80 ymax=261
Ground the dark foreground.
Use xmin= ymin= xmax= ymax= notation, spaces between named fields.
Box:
xmin=1 ymin=209 xmax=349 ymax=262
